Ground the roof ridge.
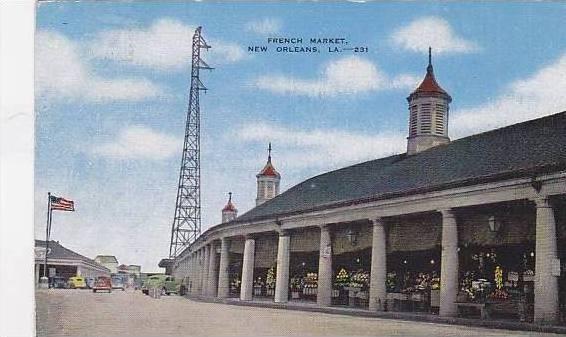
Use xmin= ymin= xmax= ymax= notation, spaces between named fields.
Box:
xmin=449 ymin=110 xmax=566 ymax=143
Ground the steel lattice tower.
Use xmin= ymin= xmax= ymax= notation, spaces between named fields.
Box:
xmin=169 ymin=26 xmax=211 ymax=258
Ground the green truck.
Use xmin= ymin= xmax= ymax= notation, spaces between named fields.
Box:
xmin=141 ymin=275 xmax=179 ymax=295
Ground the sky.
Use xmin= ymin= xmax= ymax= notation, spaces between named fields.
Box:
xmin=35 ymin=2 xmax=566 ymax=272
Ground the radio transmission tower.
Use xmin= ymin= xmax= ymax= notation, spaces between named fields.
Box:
xmin=169 ymin=26 xmax=212 ymax=258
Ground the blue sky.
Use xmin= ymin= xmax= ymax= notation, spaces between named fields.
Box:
xmin=35 ymin=2 xmax=566 ymax=272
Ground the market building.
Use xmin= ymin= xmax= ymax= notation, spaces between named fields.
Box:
xmin=171 ymin=54 xmax=566 ymax=325
xmin=35 ymin=240 xmax=110 ymax=284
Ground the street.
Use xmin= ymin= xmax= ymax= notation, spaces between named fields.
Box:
xmin=36 ymin=289 xmax=560 ymax=336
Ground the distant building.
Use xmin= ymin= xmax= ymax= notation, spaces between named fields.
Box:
xmin=35 ymin=240 xmax=110 ymax=284
xmin=94 ymin=255 xmax=119 ymax=274
xmin=127 ymin=265 xmax=141 ymax=276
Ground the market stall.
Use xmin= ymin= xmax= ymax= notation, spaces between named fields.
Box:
xmin=385 ymin=248 xmax=441 ymax=313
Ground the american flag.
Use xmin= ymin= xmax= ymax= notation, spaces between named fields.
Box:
xmin=50 ymin=195 xmax=75 ymax=212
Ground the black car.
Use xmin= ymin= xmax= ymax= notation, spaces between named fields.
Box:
xmin=49 ymin=276 xmax=67 ymax=289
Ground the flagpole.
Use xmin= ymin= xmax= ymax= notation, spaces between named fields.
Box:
xmin=43 ymin=192 xmax=51 ymax=279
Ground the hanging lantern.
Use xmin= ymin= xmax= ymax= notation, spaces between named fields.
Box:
xmin=346 ymin=228 xmax=358 ymax=246
xmin=488 ymin=215 xmax=502 ymax=232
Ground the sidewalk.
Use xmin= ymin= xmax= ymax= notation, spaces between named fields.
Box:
xmin=187 ymin=294 xmax=566 ymax=335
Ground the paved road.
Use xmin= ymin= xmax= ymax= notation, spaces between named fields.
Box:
xmin=36 ymin=289 xmax=558 ymax=336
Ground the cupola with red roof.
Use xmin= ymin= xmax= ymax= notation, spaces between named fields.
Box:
xmin=256 ymin=143 xmax=281 ymax=206
xmin=406 ymin=47 xmax=452 ymax=155
xmin=222 ymin=192 xmax=238 ymax=223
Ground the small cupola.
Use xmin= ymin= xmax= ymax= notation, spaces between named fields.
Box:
xmin=407 ymin=47 xmax=452 ymax=155
xmin=256 ymin=143 xmax=281 ymax=206
xmin=222 ymin=192 xmax=238 ymax=223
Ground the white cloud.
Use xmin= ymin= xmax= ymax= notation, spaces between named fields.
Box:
xmin=391 ymin=16 xmax=479 ymax=55
xmin=245 ymin=18 xmax=282 ymax=35
xmin=254 ymin=56 xmax=418 ymax=97
xmin=451 ymin=52 xmax=566 ymax=137
xmin=90 ymin=126 xmax=180 ymax=160
xmin=89 ymin=18 xmax=247 ymax=71
xmin=36 ymin=30 xmax=164 ymax=103
xmin=236 ymin=122 xmax=405 ymax=169
xmin=389 ymin=74 xmax=422 ymax=90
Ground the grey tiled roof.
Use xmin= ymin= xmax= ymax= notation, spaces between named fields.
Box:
xmin=36 ymin=240 xmax=108 ymax=270
xmin=236 ymin=111 xmax=566 ymax=223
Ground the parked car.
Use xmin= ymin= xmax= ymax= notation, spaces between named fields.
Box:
xmin=68 ymin=276 xmax=86 ymax=289
xmin=49 ymin=276 xmax=67 ymax=289
xmin=142 ymin=275 xmax=178 ymax=295
xmin=85 ymin=277 xmax=95 ymax=289
xmin=111 ymin=276 xmax=126 ymax=291
xmin=92 ymin=276 xmax=112 ymax=293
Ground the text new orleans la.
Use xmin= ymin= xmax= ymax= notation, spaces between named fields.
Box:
xmin=247 ymin=37 xmax=368 ymax=53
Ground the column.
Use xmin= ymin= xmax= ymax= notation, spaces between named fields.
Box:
xmin=274 ymin=231 xmax=291 ymax=303
xmin=217 ymin=237 xmax=230 ymax=298
xmin=439 ymin=209 xmax=459 ymax=317
xmin=317 ymin=224 xmax=332 ymax=306
xmin=534 ymin=196 xmax=559 ymax=323
xmin=240 ymin=236 xmax=255 ymax=301
xmin=207 ymin=242 xmax=219 ymax=297
xmin=197 ymin=249 xmax=203 ymax=294
xmin=201 ymin=245 xmax=211 ymax=296
xmin=369 ymin=218 xmax=387 ymax=311
xmin=190 ymin=253 xmax=196 ymax=293
xmin=35 ymin=263 xmax=40 ymax=286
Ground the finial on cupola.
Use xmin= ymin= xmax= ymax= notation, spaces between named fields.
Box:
xmin=267 ymin=142 xmax=272 ymax=162
xmin=427 ymin=46 xmax=433 ymax=74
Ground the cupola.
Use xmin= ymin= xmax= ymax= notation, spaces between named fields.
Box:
xmin=221 ymin=192 xmax=238 ymax=223
xmin=256 ymin=143 xmax=281 ymax=206
xmin=407 ymin=47 xmax=452 ymax=155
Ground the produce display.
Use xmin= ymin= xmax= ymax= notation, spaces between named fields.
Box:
xmin=335 ymin=268 xmax=350 ymax=287
xmin=303 ymin=272 xmax=318 ymax=288
xmin=386 ymin=272 xmax=399 ymax=292
xmin=431 ymin=276 xmax=440 ymax=290
xmin=290 ymin=277 xmax=302 ymax=291
xmin=349 ymin=270 xmax=369 ymax=289
xmin=266 ymin=266 xmax=276 ymax=289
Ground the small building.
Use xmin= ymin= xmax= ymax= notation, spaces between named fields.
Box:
xmin=94 ymin=255 xmax=119 ymax=274
xmin=127 ymin=265 xmax=141 ymax=276
xmin=35 ymin=240 xmax=110 ymax=284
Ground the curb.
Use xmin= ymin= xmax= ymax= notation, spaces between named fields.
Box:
xmin=185 ymin=295 xmax=566 ymax=335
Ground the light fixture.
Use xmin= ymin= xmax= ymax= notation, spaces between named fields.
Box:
xmin=488 ymin=215 xmax=502 ymax=232
xmin=355 ymin=258 xmax=360 ymax=263
xmin=530 ymin=251 xmax=535 ymax=257
xmin=301 ymin=262 xmax=306 ymax=266
xmin=430 ymin=259 xmax=435 ymax=265
xmin=403 ymin=260 xmax=408 ymax=264
xmin=346 ymin=228 xmax=358 ymax=246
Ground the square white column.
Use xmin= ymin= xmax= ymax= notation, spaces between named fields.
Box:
xmin=534 ymin=196 xmax=559 ymax=324
xmin=207 ymin=242 xmax=219 ymax=297
xmin=202 ymin=245 xmax=211 ymax=296
xmin=217 ymin=237 xmax=230 ymax=298
xmin=240 ymin=236 xmax=255 ymax=301
xmin=439 ymin=209 xmax=459 ymax=317
xmin=274 ymin=232 xmax=290 ymax=303
xmin=317 ymin=225 xmax=332 ymax=306
xmin=369 ymin=218 xmax=387 ymax=311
